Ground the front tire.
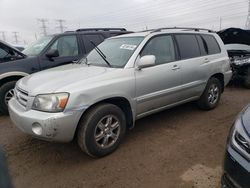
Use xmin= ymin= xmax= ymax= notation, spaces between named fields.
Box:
xmin=0 ymin=81 xmax=16 ymax=115
xmin=197 ymin=77 xmax=222 ymax=110
xmin=77 ymin=103 xmax=126 ymax=158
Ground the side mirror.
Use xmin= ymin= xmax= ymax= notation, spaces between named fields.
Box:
xmin=46 ymin=49 xmax=59 ymax=59
xmin=137 ymin=55 xmax=156 ymax=69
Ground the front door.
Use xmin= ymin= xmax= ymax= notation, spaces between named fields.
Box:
xmin=135 ymin=35 xmax=182 ymax=116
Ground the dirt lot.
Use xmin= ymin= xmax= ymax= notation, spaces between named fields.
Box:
xmin=1 ymin=87 xmax=250 ymax=188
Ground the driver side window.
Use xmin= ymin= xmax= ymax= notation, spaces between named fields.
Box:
xmin=48 ymin=35 xmax=79 ymax=57
xmin=141 ymin=35 xmax=176 ymax=65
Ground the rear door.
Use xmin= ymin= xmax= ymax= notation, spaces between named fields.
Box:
xmin=174 ymin=34 xmax=208 ymax=99
xmin=135 ymin=34 xmax=183 ymax=116
xmin=39 ymin=35 xmax=80 ymax=70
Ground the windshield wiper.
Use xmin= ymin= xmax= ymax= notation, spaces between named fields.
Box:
xmin=89 ymin=40 xmax=111 ymax=67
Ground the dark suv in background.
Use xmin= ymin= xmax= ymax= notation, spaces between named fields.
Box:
xmin=0 ymin=28 xmax=131 ymax=114
xmin=0 ymin=40 xmax=26 ymax=63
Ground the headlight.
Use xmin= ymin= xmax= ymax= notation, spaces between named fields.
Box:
xmin=230 ymin=115 xmax=250 ymax=160
xmin=32 ymin=93 xmax=69 ymax=112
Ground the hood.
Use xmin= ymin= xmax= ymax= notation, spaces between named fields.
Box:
xmin=242 ymin=105 xmax=250 ymax=136
xmin=17 ymin=64 xmax=117 ymax=95
xmin=217 ymin=28 xmax=250 ymax=46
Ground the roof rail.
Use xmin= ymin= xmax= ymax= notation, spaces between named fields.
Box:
xmin=151 ymin=27 xmax=215 ymax=33
xmin=76 ymin=28 xmax=127 ymax=32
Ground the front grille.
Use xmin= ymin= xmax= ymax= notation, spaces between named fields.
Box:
xmin=15 ymin=86 xmax=28 ymax=107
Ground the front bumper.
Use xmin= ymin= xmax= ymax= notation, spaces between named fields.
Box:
xmin=8 ymin=98 xmax=84 ymax=142
xmin=222 ymin=145 xmax=250 ymax=188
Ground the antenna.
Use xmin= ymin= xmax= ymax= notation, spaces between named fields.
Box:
xmin=56 ymin=19 xmax=66 ymax=33
xmin=37 ymin=18 xmax=49 ymax=36
xmin=246 ymin=0 xmax=250 ymax=29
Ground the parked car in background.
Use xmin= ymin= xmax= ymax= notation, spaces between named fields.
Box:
xmin=0 ymin=28 xmax=131 ymax=114
xmin=222 ymin=104 xmax=250 ymax=188
xmin=9 ymin=27 xmax=232 ymax=158
xmin=0 ymin=40 xmax=26 ymax=63
xmin=218 ymin=28 xmax=250 ymax=88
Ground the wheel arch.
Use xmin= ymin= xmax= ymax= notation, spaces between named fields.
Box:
xmin=74 ymin=96 xmax=135 ymax=139
xmin=0 ymin=72 xmax=29 ymax=87
xmin=210 ymin=73 xmax=224 ymax=92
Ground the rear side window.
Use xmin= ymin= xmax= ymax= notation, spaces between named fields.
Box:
xmin=141 ymin=35 xmax=176 ymax=65
xmin=196 ymin=35 xmax=208 ymax=56
xmin=175 ymin=34 xmax=200 ymax=59
xmin=201 ymin=35 xmax=221 ymax=55
xmin=82 ymin=34 xmax=105 ymax=53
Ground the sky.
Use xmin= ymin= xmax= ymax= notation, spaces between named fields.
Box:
xmin=0 ymin=0 xmax=249 ymax=45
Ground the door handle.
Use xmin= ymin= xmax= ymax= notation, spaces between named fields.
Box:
xmin=172 ymin=65 xmax=180 ymax=70
xmin=204 ymin=58 xmax=210 ymax=63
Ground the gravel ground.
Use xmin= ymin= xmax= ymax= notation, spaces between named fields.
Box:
xmin=0 ymin=87 xmax=250 ymax=188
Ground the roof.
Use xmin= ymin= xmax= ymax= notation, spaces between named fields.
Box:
xmin=114 ymin=27 xmax=216 ymax=38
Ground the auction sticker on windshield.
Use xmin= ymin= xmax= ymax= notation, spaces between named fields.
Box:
xmin=120 ymin=44 xmax=137 ymax=50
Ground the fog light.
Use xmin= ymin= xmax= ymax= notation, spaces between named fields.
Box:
xmin=32 ymin=122 xmax=43 ymax=135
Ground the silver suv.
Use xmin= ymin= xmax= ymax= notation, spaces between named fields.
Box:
xmin=8 ymin=27 xmax=232 ymax=157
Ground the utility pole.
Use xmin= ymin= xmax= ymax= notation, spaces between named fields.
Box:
xmin=56 ymin=19 xmax=66 ymax=33
xmin=219 ymin=17 xmax=222 ymax=30
xmin=246 ymin=0 xmax=250 ymax=29
xmin=13 ymin=32 xmax=19 ymax=44
xmin=37 ymin=18 xmax=49 ymax=36
xmin=0 ymin=31 xmax=6 ymax=41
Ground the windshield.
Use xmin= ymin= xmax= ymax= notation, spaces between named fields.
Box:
xmin=82 ymin=36 xmax=144 ymax=68
xmin=23 ymin=36 xmax=53 ymax=56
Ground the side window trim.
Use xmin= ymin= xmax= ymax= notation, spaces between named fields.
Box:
xmin=195 ymin=34 xmax=206 ymax=56
xmin=139 ymin=34 xmax=177 ymax=66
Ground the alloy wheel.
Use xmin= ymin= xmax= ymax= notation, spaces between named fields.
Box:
xmin=94 ymin=115 xmax=121 ymax=149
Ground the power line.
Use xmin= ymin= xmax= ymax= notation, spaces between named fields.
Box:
xmin=56 ymin=19 xmax=66 ymax=33
xmin=37 ymin=18 xmax=49 ymax=36
xmin=78 ymin=0 xmax=247 ymax=24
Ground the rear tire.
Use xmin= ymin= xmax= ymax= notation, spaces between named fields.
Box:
xmin=0 ymin=81 xmax=16 ymax=115
xmin=77 ymin=103 xmax=126 ymax=158
xmin=197 ymin=77 xmax=222 ymax=110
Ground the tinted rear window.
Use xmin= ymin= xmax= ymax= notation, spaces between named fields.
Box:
xmin=196 ymin=35 xmax=208 ymax=56
xmin=201 ymin=35 xmax=221 ymax=55
xmin=175 ymin=34 xmax=200 ymax=59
